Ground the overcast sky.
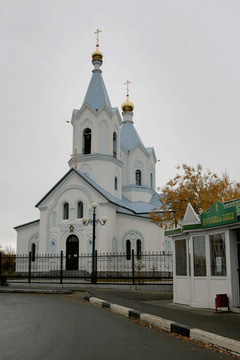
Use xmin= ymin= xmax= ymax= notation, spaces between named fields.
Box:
xmin=1 ymin=0 xmax=240 ymax=250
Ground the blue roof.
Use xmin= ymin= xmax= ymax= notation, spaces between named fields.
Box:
xmin=83 ymin=69 xmax=113 ymax=111
xmin=120 ymin=121 xmax=145 ymax=152
xmin=35 ymin=168 xmax=162 ymax=218
xmin=77 ymin=170 xmax=162 ymax=215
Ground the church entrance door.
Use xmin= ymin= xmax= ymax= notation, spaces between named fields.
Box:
xmin=66 ymin=235 xmax=79 ymax=270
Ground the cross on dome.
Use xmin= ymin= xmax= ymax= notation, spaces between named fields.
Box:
xmin=122 ymin=80 xmax=134 ymax=113
xmin=92 ymin=28 xmax=103 ymax=61
xmin=124 ymin=80 xmax=132 ymax=101
xmin=94 ymin=29 xmax=102 ymax=49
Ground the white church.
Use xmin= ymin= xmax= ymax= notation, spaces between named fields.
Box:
xmin=14 ymin=32 xmax=164 ymax=268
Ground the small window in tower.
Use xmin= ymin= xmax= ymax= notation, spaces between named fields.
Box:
xmin=150 ymin=173 xmax=153 ymax=189
xmin=114 ymin=177 xmax=118 ymax=190
xmin=83 ymin=128 xmax=91 ymax=155
xmin=126 ymin=240 xmax=131 ymax=260
xmin=63 ymin=203 xmax=69 ymax=220
xmin=113 ymin=132 xmax=117 ymax=158
xmin=77 ymin=201 xmax=84 ymax=218
xmin=136 ymin=170 xmax=141 ymax=185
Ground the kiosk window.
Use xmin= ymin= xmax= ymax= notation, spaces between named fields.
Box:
xmin=175 ymin=239 xmax=187 ymax=276
xmin=193 ymin=236 xmax=206 ymax=276
xmin=210 ymin=233 xmax=226 ymax=276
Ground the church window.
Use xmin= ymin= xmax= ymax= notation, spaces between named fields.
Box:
xmin=150 ymin=173 xmax=153 ymax=189
xmin=126 ymin=240 xmax=131 ymax=260
xmin=135 ymin=170 xmax=141 ymax=185
xmin=77 ymin=201 xmax=84 ymax=218
xmin=83 ymin=128 xmax=91 ymax=154
xmin=31 ymin=243 xmax=36 ymax=262
xmin=113 ymin=132 xmax=117 ymax=158
xmin=114 ymin=177 xmax=118 ymax=190
xmin=63 ymin=203 xmax=69 ymax=220
xmin=137 ymin=239 xmax=142 ymax=260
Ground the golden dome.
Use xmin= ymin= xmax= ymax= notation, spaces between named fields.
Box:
xmin=121 ymin=99 xmax=134 ymax=112
xmin=122 ymin=80 xmax=134 ymax=112
xmin=92 ymin=49 xmax=103 ymax=61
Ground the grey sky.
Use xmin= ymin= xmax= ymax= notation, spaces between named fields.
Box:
xmin=1 ymin=0 xmax=240 ymax=249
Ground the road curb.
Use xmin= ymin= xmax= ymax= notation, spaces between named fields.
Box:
xmin=85 ymin=296 xmax=240 ymax=356
xmin=0 ymin=288 xmax=73 ymax=295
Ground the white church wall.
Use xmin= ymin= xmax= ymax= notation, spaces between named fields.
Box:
xmin=16 ymin=221 xmax=40 ymax=255
xmin=72 ymin=106 xmax=121 ymax=160
xmin=147 ymin=157 xmax=156 ymax=190
xmin=117 ymin=214 xmax=164 ymax=253
xmin=129 ymin=148 xmax=148 ymax=184
xmin=120 ymin=150 xmax=128 ymax=186
xmin=93 ymin=202 xmax=118 ymax=253
xmin=79 ymin=158 xmax=122 ymax=198
xmin=122 ymin=187 xmax=154 ymax=203
xmin=36 ymin=172 xmax=108 ymax=254
xmin=100 ymin=120 xmax=108 ymax=153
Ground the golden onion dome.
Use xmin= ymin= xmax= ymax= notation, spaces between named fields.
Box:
xmin=121 ymin=99 xmax=134 ymax=112
xmin=92 ymin=49 xmax=103 ymax=61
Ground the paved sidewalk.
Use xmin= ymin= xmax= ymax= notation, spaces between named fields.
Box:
xmin=85 ymin=288 xmax=240 ymax=342
xmin=1 ymin=284 xmax=240 ymax=355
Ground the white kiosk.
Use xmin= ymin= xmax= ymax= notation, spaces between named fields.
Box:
xmin=166 ymin=200 xmax=240 ymax=310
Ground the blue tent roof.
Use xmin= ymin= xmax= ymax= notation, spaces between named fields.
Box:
xmin=120 ymin=121 xmax=145 ymax=152
xmin=83 ymin=69 xmax=113 ymax=111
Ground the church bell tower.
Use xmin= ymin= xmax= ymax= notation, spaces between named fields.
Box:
xmin=68 ymin=30 xmax=123 ymax=198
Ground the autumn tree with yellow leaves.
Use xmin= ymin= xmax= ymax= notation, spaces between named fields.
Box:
xmin=150 ymin=164 xmax=240 ymax=228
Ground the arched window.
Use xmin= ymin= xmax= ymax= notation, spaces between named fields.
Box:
xmin=63 ymin=203 xmax=69 ymax=220
xmin=137 ymin=239 xmax=142 ymax=260
xmin=136 ymin=169 xmax=141 ymax=185
xmin=83 ymin=128 xmax=91 ymax=154
xmin=77 ymin=201 xmax=83 ymax=218
xmin=113 ymin=132 xmax=117 ymax=158
xmin=31 ymin=243 xmax=36 ymax=262
xmin=126 ymin=240 xmax=131 ymax=260
xmin=114 ymin=177 xmax=118 ymax=190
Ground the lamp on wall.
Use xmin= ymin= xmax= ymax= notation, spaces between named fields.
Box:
xmin=82 ymin=203 xmax=107 ymax=284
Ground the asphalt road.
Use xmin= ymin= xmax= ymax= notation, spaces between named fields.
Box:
xmin=0 ymin=293 xmax=235 ymax=360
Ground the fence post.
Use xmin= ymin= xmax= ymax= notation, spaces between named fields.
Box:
xmin=60 ymin=251 xmax=63 ymax=284
xmin=95 ymin=250 xmax=98 ymax=284
xmin=132 ymin=249 xmax=135 ymax=285
xmin=28 ymin=252 xmax=32 ymax=284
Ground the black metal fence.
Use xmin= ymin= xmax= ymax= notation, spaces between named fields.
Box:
xmin=0 ymin=251 xmax=173 ymax=285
